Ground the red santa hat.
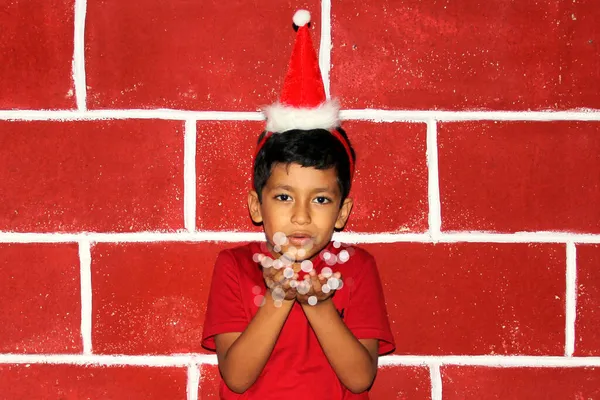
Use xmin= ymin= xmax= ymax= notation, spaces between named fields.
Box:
xmin=256 ymin=10 xmax=354 ymax=179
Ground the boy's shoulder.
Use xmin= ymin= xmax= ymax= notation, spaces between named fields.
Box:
xmin=216 ymin=242 xmax=257 ymax=264
xmin=338 ymin=243 xmax=376 ymax=265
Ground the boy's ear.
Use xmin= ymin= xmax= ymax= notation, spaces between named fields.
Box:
xmin=247 ymin=190 xmax=263 ymax=224
xmin=335 ymin=197 xmax=353 ymax=230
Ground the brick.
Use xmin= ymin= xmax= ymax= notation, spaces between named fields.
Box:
xmin=86 ymin=0 xmax=320 ymax=110
xmin=331 ymin=1 xmax=600 ymax=110
xmin=344 ymin=122 xmax=428 ymax=232
xmin=0 ymin=364 xmax=186 ymax=399
xmin=0 ymin=0 xmax=75 ymax=109
xmin=438 ymin=122 xmax=600 ymax=233
xmin=196 ymin=121 xmax=427 ymax=232
xmin=0 ymin=120 xmax=183 ymax=233
xmin=199 ymin=364 xmax=220 ymax=399
xmin=196 ymin=121 xmax=264 ymax=231
xmin=92 ymin=242 xmax=228 ymax=354
xmin=576 ymin=244 xmax=600 ymax=356
xmin=0 ymin=243 xmax=80 ymax=353
xmin=370 ymin=366 xmax=431 ymax=400
xmin=442 ymin=366 xmax=600 ymax=399
xmin=362 ymin=243 xmax=565 ymax=355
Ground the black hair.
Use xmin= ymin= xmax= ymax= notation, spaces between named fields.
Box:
xmin=253 ymin=128 xmax=356 ymax=207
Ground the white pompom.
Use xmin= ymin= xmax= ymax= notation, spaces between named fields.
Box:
xmin=293 ymin=10 xmax=311 ymax=27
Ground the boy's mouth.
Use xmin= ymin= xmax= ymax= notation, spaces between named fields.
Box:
xmin=287 ymin=233 xmax=314 ymax=247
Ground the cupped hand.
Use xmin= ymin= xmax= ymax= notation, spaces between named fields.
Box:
xmin=263 ymin=262 xmax=301 ymax=301
xmin=296 ymin=270 xmax=342 ymax=305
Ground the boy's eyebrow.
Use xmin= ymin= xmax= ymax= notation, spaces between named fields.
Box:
xmin=270 ymin=184 xmax=335 ymax=193
xmin=271 ymin=184 xmax=294 ymax=191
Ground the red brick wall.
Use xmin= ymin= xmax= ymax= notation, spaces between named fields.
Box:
xmin=1 ymin=0 xmax=599 ymax=399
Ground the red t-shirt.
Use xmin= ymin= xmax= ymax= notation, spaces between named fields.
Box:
xmin=201 ymin=241 xmax=395 ymax=399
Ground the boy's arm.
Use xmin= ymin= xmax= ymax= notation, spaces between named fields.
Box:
xmin=301 ymin=299 xmax=379 ymax=394
xmin=215 ymin=291 xmax=294 ymax=394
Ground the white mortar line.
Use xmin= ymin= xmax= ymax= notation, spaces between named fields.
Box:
xmin=2 ymin=109 xmax=600 ymax=122
xmin=437 ymin=232 xmax=600 ymax=244
xmin=565 ymin=242 xmax=577 ymax=357
xmin=1 ymin=231 xmax=600 ymax=244
xmin=184 ymin=120 xmax=197 ymax=232
xmin=429 ymin=363 xmax=443 ymax=400
xmin=0 ymin=354 xmax=216 ymax=367
xmin=73 ymin=0 xmax=88 ymax=111
xmin=0 ymin=110 xmax=265 ymax=122
xmin=426 ymin=120 xmax=442 ymax=242
xmin=187 ymin=362 xmax=200 ymax=400
xmin=319 ymin=0 xmax=332 ymax=98
xmin=78 ymin=240 xmax=93 ymax=354
xmin=340 ymin=109 xmax=600 ymax=122
xmin=377 ymin=355 xmax=600 ymax=367
xmin=2 ymin=354 xmax=600 ymax=367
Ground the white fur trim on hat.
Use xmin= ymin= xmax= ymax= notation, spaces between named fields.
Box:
xmin=293 ymin=10 xmax=311 ymax=27
xmin=263 ymin=100 xmax=340 ymax=133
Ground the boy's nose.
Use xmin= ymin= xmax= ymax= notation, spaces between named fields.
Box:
xmin=291 ymin=203 xmax=311 ymax=225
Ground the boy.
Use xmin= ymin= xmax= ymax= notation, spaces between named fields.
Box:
xmin=201 ymin=10 xmax=395 ymax=399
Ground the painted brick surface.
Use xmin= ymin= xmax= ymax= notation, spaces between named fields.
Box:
xmin=442 ymin=366 xmax=600 ymax=399
xmin=196 ymin=121 xmax=428 ymax=233
xmin=369 ymin=366 xmax=431 ymax=399
xmin=0 ymin=0 xmax=75 ymax=109
xmin=196 ymin=121 xmax=264 ymax=231
xmin=364 ymin=243 xmax=565 ymax=355
xmin=1 ymin=0 xmax=599 ymax=397
xmin=86 ymin=0 xmax=320 ymax=110
xmin=199 ymin=364 xmax=221 ymax=399
xmin=331 ymin=0 xmax=600 ymax=110
xmin=576 ymin=244 xmax=600 ymax=356
xmin=0 ymin=120 xmax=184 ymax=233
xmin=0 ymin=243 xmax=81 ymax=354
xmin=343 ymin=121 xmax=428 ymax=233
xmin=438 ymin=121 xmax=600 ymax=233
xmin=0 ymin=364 xmax=187 ymax=400
xmin=92 ymin=242 xmax=224 ymax=354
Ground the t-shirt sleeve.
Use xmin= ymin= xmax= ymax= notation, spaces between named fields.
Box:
xmin=201 ymin=250 xmax=249 ymax=352
xmin=344 ymin=252 xmax=396 ymax=356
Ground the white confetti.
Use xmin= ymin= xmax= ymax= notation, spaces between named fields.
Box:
xmin=338 ymin=250 xmax=350 ymax=263
xmin=327 ymin=278 xmax=339 ymax=290
xmin=283 ymin=267 xmax=294 ymax=279
xmin=253 ymin=295 xmax=265 ymax=307
xmin=298 ymin=281 xmax=311 ymax=295
xmin=273 ymin=259 xmax=283 ymax=270
xmin=308 ymin=296 xmax=318 ymax=306
xmin=273 ymin=232 xmax=288 ymax=246
xmin=321 ymin=284 xmax=331 ymax=294
xmin=272 ymin=287 xmax=285 ymax=301
xmin=321 ymin=267 xmax=333 ymax=278
xmin=301 ymin=260 xmax=314 ymax=273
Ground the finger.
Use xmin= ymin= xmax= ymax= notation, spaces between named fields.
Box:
xmin=309 ymin=270 xmax=322 ymax=291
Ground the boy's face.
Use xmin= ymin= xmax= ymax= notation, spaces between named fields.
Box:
xmin=248 ymin=163 xmax=353 ymax=262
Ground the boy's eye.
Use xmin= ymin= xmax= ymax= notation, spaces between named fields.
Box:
xmin=313 ymin=196 xmax=331 ymax=204
xmin=275 ymin=194 xmax=292 ymax=201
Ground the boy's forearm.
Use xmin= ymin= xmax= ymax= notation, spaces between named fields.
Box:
xmin=220 ymin=293 xmax=294 ymax=393
xmin=301 ymin=299 xmax=377 ymax=394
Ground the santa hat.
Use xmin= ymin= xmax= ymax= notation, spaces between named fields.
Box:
xmin=256 ymin=10 xmax=354 ymax=178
